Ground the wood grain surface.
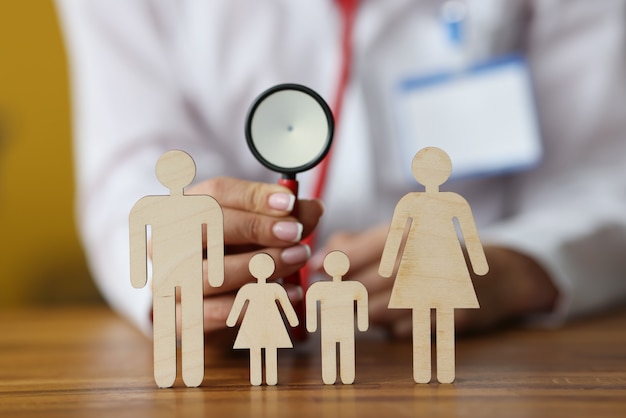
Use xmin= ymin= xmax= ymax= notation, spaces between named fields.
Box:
xmin=1 ymin=306 xmax=625 ymax=417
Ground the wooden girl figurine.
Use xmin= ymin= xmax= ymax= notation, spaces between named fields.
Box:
xmin=378 ymin=147 xmax=489 ymax=384
xmin=226 ymin=253 xmax=299 ymax=386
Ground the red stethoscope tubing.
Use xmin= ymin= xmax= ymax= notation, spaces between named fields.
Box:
xmin=310 ymin=0 xmax=356 ymax=201
xmin=284 ymin=0 xmax=356 ymax=340
xmin=302 ymin=0 xmax=356 ymax=270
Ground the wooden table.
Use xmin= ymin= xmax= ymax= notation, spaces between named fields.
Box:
xmin=0 ymin=306 xmax=625 ymax=417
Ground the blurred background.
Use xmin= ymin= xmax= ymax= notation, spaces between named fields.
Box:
xmin=0 ymin=1 xmax=102 ymax=306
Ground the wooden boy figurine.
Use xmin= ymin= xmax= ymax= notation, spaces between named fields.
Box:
xmin=306 ymin=250 xmax=369 ymax=384
xmin=379 ymin=147 xmax=488 ymax=384
xmin=129 ymin=150 xmax=224 ymax=388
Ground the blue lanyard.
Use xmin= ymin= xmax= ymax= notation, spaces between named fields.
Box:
xmin=440 ymin=0 xmax=468 ymax=47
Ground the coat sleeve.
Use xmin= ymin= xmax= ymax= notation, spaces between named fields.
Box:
xmin=481 ymin=0 xmax=626 ymax=326
xmin=55 ymin=0 xmax=201 ymax=334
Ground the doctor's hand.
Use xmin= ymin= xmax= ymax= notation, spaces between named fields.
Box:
xmin=454 ymin=246 xmax=558 ymax=333
xmin=311 ymin=227 xmax=558 ymax=337
xmin=186 ymin=177 xmax=324 ymax=334
xmin=309 ymin=225 xmax=407 ymax=334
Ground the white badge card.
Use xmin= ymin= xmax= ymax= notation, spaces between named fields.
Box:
xmin=395 ymin=55 xmax=542 ymax=180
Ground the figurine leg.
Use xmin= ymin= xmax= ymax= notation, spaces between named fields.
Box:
xmin=436 ymin=309 xmax=455 ymax=384
xmin=321 ymin=339 xmax=337 ymax=384
xmin=339 ymin=339 xmax=355 ymax=384
xmin=265 ymin=347 xmax=278 ymax=386
xmin=153 ymin=290 xmax=177 ymax=388
xmin=412 ymin=309 xmax=431 ymax=384
xmin=180 ymin=282 xmax=204 ymax=387
xmin=250 ymin=348 xmax=262 ymax=386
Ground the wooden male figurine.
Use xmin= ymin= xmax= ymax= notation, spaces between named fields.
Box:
xmin=129 ymin=150 xmax=224 ymax=388
xmin=306 ymin=250 xmax=369 ymax=384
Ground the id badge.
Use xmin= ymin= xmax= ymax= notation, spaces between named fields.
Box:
xmin=395 ymin=54 xmax=542 ymax=180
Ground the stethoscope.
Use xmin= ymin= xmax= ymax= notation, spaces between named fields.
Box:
xmin=245 ymin=83 xmax=334 ymax=340
xmin=243 ymin=0 xmax=467 ymax=339
xmin=244 ymin=0 xmax=468 ymax=209
xmin=244 ymin=0 xmax=357 ymax=341
xmin=245 ymin=84 xmax=334 ymax=183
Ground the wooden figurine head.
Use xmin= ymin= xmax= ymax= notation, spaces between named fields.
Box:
xmin=249 ymin=253 xmax=275 ymax=284
xmin=411 ymin=147 xmax=452 ymax=192
xmin=323 ymin=250 xmax=350 ymax=282
xmin=155 ymin=150 xmax=197 ymax=193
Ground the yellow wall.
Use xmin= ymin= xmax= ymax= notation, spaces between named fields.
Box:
xmin=0 ymin=1 xmax=102 ymax=306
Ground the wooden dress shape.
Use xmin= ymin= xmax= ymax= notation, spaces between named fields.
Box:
xmin=379 ymin=147 xmax=488 ymax=384
xmin=226 ymin=253 xmax=299 ymax=386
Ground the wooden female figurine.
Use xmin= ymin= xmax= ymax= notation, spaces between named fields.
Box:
xmin=379 ymin=147 xmax=489 ymax=384
xmin=226 ymin=253 xmax=299 ymax=386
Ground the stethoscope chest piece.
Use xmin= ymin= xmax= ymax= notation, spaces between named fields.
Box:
xmin=246 ymin=84 xmax=334 ymax=178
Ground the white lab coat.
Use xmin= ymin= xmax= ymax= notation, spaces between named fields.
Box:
xmin=56 ymin=0 xmax=626 ymax=335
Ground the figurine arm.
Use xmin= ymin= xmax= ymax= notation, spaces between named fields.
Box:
xmin=379 ymin=199 xmax=410 ymax=278
xmin=129 ymin=200 xmax=149 ymax=289
xmin=277 ymin=288 xmax=300 ymax=328
xmin=456 ymin=200 xmax=489 ymax=276
xmin=205 ymin=200 xmax=225 ymax=288
xmin=226 ymin=287 xmax=248 ymax=327
xmin=305 ymin=285 xmax=320 ymax=332
xmin=355 ymin=284 xmax=369 ymax=332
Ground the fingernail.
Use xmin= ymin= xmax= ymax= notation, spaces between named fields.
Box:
xmin=280 ymin=244 xmax=311 ymax=265
xmin=268 ymin=193 xmax=295 ymax=212
xmin=272 ymin=222 xmax=303 ymax=242
xmin=286 ymin=286 xmax=304 ymax=302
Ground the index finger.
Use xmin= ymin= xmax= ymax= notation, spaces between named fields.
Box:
xmin=187 ymin=177 xmax=295 ymax=215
